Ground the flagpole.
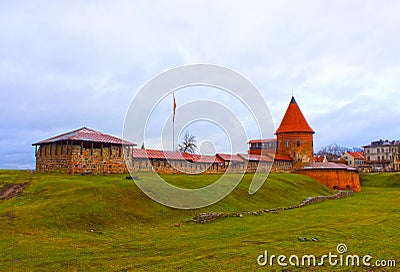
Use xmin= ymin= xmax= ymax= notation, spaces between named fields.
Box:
xmin=172 ymin=92 xmax=175 ymax=151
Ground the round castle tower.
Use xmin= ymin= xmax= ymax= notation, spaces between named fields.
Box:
xmin=275 ymin=96 xmax=315 ymax=163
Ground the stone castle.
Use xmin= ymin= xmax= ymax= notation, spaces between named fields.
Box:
xmin=32 ymin=96 xmax=361 ymax=191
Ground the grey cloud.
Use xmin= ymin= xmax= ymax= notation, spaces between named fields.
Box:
xmin=1 ymin=1 xmax=400 ymax=168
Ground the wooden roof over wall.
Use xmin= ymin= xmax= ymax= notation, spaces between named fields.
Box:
xmin=32 ymin=127 xmax=136 ymax=146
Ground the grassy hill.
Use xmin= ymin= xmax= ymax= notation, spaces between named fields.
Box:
xmin=361 ymin=172 xmax=400 ymax=187
xmin=0 ymin=170 xmax=398 ymax=271
xmin=0 ymin=171 xmax=333 ymax=229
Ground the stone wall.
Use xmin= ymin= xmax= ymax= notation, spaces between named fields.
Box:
xmin=36 ymin=143 xmax=293 ymax=174
xmin=295 ymin=168 xmax=361 ymax=192
xmin=129 ymin=158 xmax=226 ymax=174
xmin=189 ymin=190 xmax=354 ymax=223
xmin=35 ymin=142 xmax=129 ymax=174
xmin=128 ymin=158 xmax=285 ymax=174
xmin=129 ymin=158 xmax=250 ymax=174
xmin=271 ymin=160 xmax=292 ymax=172
xmin=245 ymin=161 xmax=273 ymax=172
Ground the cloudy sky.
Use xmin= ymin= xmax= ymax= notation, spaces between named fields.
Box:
xmin=1 ymin=1 xmax=399 ymax=169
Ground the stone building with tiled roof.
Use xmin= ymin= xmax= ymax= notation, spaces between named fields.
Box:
xmin=32 ymin=127 xmax=136 ymax=174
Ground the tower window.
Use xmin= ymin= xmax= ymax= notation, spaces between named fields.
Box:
xmin=297 ymin=141 xmax=301 ymax=147
xmin=286 ymin=140 xmax=289 ymax=148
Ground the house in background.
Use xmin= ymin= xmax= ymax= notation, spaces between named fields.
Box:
xmin=313 ymin=155 xmax=326 ymax=163
xmin=342 ymin=151 xmax=365 ymax=169
xmin=362 ymin=139 xmax=400 ymax=172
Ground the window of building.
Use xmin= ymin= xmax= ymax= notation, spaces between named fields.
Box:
xmin=378 ymin=156 xmax=380 ymax=161
xmin=286 ymin=140 xmax=289 ymax=148
xmin=297 ymin=141 xmax=301 ymax=147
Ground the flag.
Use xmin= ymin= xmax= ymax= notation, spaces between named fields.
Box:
xmin=173 ymin=92 xmax=176 ymax=123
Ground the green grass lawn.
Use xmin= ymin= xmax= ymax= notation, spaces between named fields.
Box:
xmin=0 ymin=170 xmax=398 ymax=271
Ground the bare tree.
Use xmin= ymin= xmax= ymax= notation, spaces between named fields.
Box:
xmin=351 ymin=147 xmax=363 ymax=152
xmin=317 ymin=144 xmax=350 ymax=161
xmin=178 ymin=131 xmax=197 ymax=154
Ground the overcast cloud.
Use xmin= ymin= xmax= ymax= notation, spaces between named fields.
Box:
xmin=1 ymin=1 xmax=399 ymax=169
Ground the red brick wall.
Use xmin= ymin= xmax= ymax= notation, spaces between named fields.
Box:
xmin=296 ymin=168 xmax=361 ymax=192
xmin=276 ymin=132 xmax=314 ymax=163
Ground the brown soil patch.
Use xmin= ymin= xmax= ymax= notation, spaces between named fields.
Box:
xmin=0 ymin=182 xmax=30 ymax=200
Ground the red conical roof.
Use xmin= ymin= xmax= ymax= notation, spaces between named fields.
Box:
xmin=275 ymin=96 xmax=314 ymax=134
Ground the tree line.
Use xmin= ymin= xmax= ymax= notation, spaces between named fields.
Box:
xmin=316 ymin=144 xmax=362 ymax=161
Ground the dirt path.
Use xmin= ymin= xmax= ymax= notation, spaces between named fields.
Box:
xmin=0 ymin=182 xmax=30 ymax=200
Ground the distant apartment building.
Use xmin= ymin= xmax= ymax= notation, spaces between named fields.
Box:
xmin=362 ymin=140 xmax=400 ymax=172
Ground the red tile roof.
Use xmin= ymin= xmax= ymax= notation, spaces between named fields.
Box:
xmin=33 ymin=127 xmax=135 ymax=146
xmin=274 ymin=154 xmax=293 ymax=161
xmin=132 ymin=149 xmax=186 ymax=160
xmin=189 ymin=154 xmax=224 ymax=164
xmin=238 ymin=153 xmax=274 ymax=162
xmin=347 ymin=152 xmax=365 ymax=160
xmin=132 ymin=149 xmax=223 ymax=164
xmin=275 ymin=96 xmax=314 ymax=134
xmin=216 ymin=153 xmax=245 ymax=162
xmin=131 ymin=149 xmax=292 ymax=163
